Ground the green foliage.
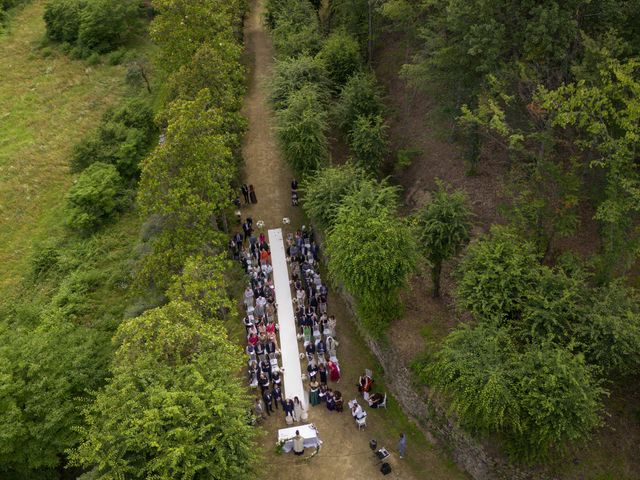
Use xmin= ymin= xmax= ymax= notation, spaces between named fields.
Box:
xmin=456 ymin=226 xmax=541 ymax=324
xmin=137 ymin=89 xmax=234 ymax=288
xmin=0 ymin=313 xmax=112 ymax=476
xmin=347 ymin=114 xmax=389 ymax=173
xmin=44 ymin=0 xmax=140 ymax=55
xmin=316 ymin=30 xmax=361 ymax=88
xmin=70 ymin=301 xmax=257 ymax=480
xmin=301 ymin=163 xmax=368 ymax=228
xmin=269 ymin=54 xmax=329 ymax=111
xmin=415 ymin=182 xmax=472 ymax=297
xmin=65 ymin=162 xmax=126 ymax=233
xmin=265 ymin=0 xmax=321 ymax=57
xmin=327 ymin=183 xmax=417 ymax=337
xmin=275 ymin=84 xmax=329 ymax=174
xmin=422 ymin=323 xmax=606 ymax=462
xmin=335 ymin=71 xmax=383 ymax=133
xmin=70 ymin=97 xmax=156 ymax=179
xmin=329 ymin=0 xmax=369 ymax=48
xmin=167 ymin=254 xmax=237 ymax=321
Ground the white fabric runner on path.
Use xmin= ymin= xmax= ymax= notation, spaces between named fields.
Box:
xmin=269 ymin=228 xmax=306 ymax=408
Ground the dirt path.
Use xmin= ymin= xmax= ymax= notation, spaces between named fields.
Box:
xmin=240 ymin=1 xmax=467 ymax=479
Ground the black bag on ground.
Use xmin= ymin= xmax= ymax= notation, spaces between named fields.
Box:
xmin=380 ymin=462 xmax=391 ymax=475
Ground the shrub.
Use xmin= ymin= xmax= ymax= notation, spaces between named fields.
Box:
xmin=335 ymin=71 xmax=384 ymax=132
xmin=31 ymin=243 xmax=60 ymax=278
xmin=348 ymin=114 xmax=389 ymax=173
xmin=106 ymin=48 xmax=126 ymax=65
xmin=65 ymin=162 xmax=126 ymax=233
xmin=77 ymin=0 xmax=139 ymax=54
xmin=301 ymin=164 xmax=367 ymax=228
xmin=270 ymin=54 xmax=329 ymax=110
xmin=316 ymin=30 xmax=361 ymax=88
xmin=266 ymin=0 xmax=322 ymax=57
xmin=86 ymin=51 xmax=101 ymax=65
xmin=276 ymin=84 xmax=329 ymax=174
xmin=44 ymin=0 xmax=85 ymax=43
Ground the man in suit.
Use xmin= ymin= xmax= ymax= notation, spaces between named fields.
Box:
xmin=263 ymin=390 xmax=273 ymax=416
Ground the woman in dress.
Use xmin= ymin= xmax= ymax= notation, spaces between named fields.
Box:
xmin=309 ymin=379 xmax=320 ymax=406
xmin=326 ymin=336 xmax=339 ymax=358
xmin=302 ymin=324 xmax=312 ymax=344
xmin=318 ymin=383 xmax=327 ymax=403
xmin=327 ymin=360 xmax=341 ymax=383
xmin=293 ymin=396 xmax=305 ymax=422
xmin=249 ymin=184 xmax=257 ymax=204
xmin=326 ymin=389 xmax=336 ymax=411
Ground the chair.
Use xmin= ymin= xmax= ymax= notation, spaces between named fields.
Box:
xmin=365 ymin=368 xmax=373 ymax=379
xmin=356 ymin=415 xmax=367 ymax=430
xmin=379 ymin=393 xmax=387 ymax=410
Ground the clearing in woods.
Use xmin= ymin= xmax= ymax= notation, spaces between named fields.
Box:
xmin=239 ymin=0 xmax=468 ymax=478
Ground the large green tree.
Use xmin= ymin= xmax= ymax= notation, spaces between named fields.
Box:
xmin=70 ymin=301 xmax=257 ymax=479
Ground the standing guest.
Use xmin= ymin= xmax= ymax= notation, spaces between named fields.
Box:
xmin=263 ymin=389 xmax=273 ymax=416
xmin=291 ymin=179 xmax=298 ymax=191
xmin=318 ymin=363 xmax=328 ymax=385
xmin=305 ymin=341 xmax=316 ymax=362
xmin=292 ymin=430 xmax=304 ymax=456
xmin=327 ymin=360 xmax=341 ymax=383
xmin=241 ymin=184 xmax=250 ymax=204
xmin=284 ymin=398 xmax=294 ymax=419
xmin=272 ymin=385 xmax=282 ymax=410
xmin=318 ymin=383 xmax=327 ymax=403
xmin=398 ymin=433 xmax=407 ymax=459
xmin=309 ymin=378 xmax=320 ymax=406
xmin=259 ymin=373 xmax=270 ymax=394
xmin=307 ymin=361 xmax=318 ymax=381
xmin=326 ymin=389 xmax=336 ymax=411
xmin=242 ymin=220 xmax=252 ymax=244
xmin=249 ymin=184 xmax=258 ymax=204
xmin=254 ymin=398 xmax=265 ymax=420
xmin=244 ymin=286 xmax=254 ymax=310
xmin=271 ymin=370 xmax=282 ymax=387
xmin=326 ymin=336 xmax=339 ymax=358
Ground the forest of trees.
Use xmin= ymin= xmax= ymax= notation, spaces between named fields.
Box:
xmin=1 ymin=0 xmax=639 ymax=477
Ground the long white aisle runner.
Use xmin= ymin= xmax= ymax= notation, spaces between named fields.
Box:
xmin=268 ymin=228 xmax=306 ymax=408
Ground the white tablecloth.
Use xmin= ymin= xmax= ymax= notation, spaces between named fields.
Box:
xmin=278 ymin=424 xmax=322 ymax=453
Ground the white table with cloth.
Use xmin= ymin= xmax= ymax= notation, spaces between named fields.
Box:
xmin=277 ymin=424 xmax=322 ymax=453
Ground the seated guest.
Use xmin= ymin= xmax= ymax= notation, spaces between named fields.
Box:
xmin=334 ymin=391 xmax=344 ymax=412
xmin=368 ymin=392 xmax=385 ymax=408
xmin=259 ymin=373 xmax=270 ymax=393
xmin=326 ymin=389 xmax=336 ymax=411
xmin=358 ymin=372 xmax=373 ymax=394
xmin=305 ymin=341 xmax=316 ymax=362
xmin=307 ymin=361 xmax=318 ymax=381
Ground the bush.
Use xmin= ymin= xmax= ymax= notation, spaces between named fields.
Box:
xmin=77 ymin=0 xmax=139 ymax=54
xmin=31 ymin=243 xmax=60 ymax=278
xmin=335 ymin=71 xmax=384 ymax=133
xmin=44 ymin=0 xmax=85 ymax=43
xmin=316 ymin=30 xmax=361 ymax=88
xmin=301 ymin=164 xmax=367 ymax=228
xmin=270 ymin=54 xmax=329 ymax=110
xmin=276 ymin=84 xmax=329 ymax=174
xmin=348 ymin=114 xmax=389 ymax=173
xmin=65 ymin=162 xmax=126 ymax=233
xmin=86 ymin=51 xmax=101 ymax=65
xmin=106 ymin=48 xmax=126 ymax=65
xmin=266 ymin=0 xmax=322 ymax=57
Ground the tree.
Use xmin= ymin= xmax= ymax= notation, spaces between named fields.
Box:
xmin=70 ymin=301 xmax=258 ymax=479
xmin=269 ymin=54 xmax=329 ymax=111
xmin=275 ymin=84 xmax=329 ymax=174
xmin=415 ymin=182 xmax=472 ymax=297
xmin=301 ymin=164 xmax=368 ymax=228
xmin=137 ymin=89 xmax=234 ymax=287
xmin=456 ymin=226 xmax=540 ymax=324
xmin=66 ymin=162 xmax=126 ymax=233
xmin=316 ymin=30 xmax=361 ymax=88
xmin=326 ymin=185 xmax=417 ymax=337
xmin=335 ymin=71 xmax=384 ymax=133
xmin=77 ymin=0 xmax=140 ymax=54
xmin=348 ymin=114 xmax=389 ymax=174
xmin=423 ymin=323 xmax=606 ymax=461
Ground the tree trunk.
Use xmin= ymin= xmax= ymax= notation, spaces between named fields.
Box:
xmin=431 ymin=260 xmax=442 ymax=298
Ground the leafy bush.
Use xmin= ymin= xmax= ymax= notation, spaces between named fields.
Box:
xmin=86 ymin=51 xmax=101 ymax=65
xmin=335 ymin=71 xmax=384 ymax=132
xmin=276 ymin=84 xmax=329 ymax=174
xmin=44 ymin=0 xmax=85 ymax=43
xmin=301 ymin=164 xmax=368 ymax=228
xmin=422 ymin=323 xmax=606 ymax=461
xmin=316 ymin=30 xmax=361 ymax=88
xmin=348 ymin=114 xmax=389 ymax=173
xmin=31 ymin=243 xmax=61 ymax=278
xmin=44 ymin=0 xmax=140 ymax=55
xmin=65 ymin=162 xmax=126 ymax=233
xmin=70 ymin=97 xmax=156 ymax=179
xmin=326 ymin=185 xmax=417 ymax=337
xmin=269 ymin=54 xmax=329 ymax=110
xmin=266 ymin=0 xmax=322 ymax=57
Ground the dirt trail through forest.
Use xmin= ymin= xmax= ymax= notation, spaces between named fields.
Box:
xmin=240 ymin=1 xmax=467 ymax=479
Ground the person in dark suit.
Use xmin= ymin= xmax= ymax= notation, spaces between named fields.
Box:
xmin=263 ymin=390 xmax=273 ymax=416
xmin=272 ymin=385 xmax=282 ymax=410
xmin=241 ymin=184 xmax=250 ymax=204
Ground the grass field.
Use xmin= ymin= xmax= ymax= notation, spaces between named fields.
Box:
xmin=0 ymin=0 xmax=133 ymax=295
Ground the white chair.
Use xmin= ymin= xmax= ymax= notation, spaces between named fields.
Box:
xmin=365 ymin=368 xmax=373 ymax=379
xmin=379 ymin=393 xmax=387 ymax=410
xmin=356 ymin=415 xmax=367 ymax=430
